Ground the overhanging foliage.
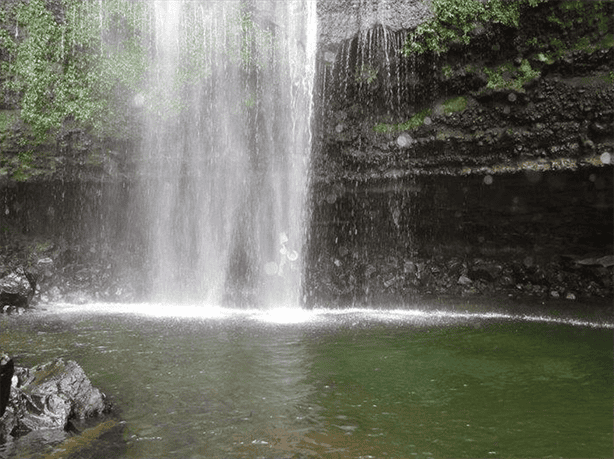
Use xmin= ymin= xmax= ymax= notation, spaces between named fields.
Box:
xmin=0 ymin=0 xmax=149 ymax=142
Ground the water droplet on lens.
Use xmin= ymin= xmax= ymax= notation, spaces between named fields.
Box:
xmin=396 ymin=134 xmax=412 ymax=148
xmin=264 ymin=262 xmax=278 ymax=276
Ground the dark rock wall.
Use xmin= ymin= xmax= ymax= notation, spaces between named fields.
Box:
xmin=313 ymin=1 xmax=613 ymax=180
xmin=305 ymin=168 xmax=612 ymax=305
xmin=0 ymin=179 xmax=142 ymax=304
xmin=305 ymin=0 xmax=614 ymax=305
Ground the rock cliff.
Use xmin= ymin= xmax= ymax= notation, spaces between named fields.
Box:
xmin=305 ymin=0 xmax=613 ymax=305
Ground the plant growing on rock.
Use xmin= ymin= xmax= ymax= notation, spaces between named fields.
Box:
xmin=483 ymin=59 xmax=540 ymax=92
xmin=0 ymin=0 xmax=149 ymax=144
xmin=404 ymin=0 xmax=546 ymax=55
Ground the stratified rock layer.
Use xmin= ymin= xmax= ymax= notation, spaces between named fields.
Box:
xmin=305 ymin=1 xmax=613 ymax=305
xmin=313 ymin=2 xmax=613 ymax=182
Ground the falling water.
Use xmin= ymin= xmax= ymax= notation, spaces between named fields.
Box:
xmin=322 ymin=24 xmax=410 ymax=118
xmin=135 ymin=1 xmax=317 ymax=306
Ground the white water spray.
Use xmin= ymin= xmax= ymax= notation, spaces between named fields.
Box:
xmin=47 ymin=302 xmax=614 ymax=330
xmin=136 ymin=1 xmax=317 ymax=307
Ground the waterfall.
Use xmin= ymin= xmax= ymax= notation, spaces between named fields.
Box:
xmin=323 ymin=24 xmax=411 ymax=118
xmin=135 ymin=1 xmax=317 ymax=307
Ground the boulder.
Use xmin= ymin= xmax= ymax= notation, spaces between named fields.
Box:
xmin=0 ymin=358 xmax=109 ymax=441
xmin=0 ymin=267 xmax=37 ymax=310
xmin=0 ymin=353 xmax=13 ymax=417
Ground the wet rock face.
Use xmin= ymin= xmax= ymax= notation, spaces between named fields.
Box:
xmin=313 ymin=1 xmax=614 ymax=181
xmin=318 ymin=0 xmax=432 ymax=47
xmin=305 ymin=1 xmax=613 ymax=304
xmin=306 ymin=168 xmax=613 ymax=305
xmin=0 ymin=358 xmax=109 ymax=442
xmin=0 ymin=179 xmax=141 ymax=305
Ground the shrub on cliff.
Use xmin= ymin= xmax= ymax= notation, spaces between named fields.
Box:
xmin=0 ymin=0 xmax=148 ymax=144
xmin=404 ymin=0 xmax=545 ymax=55
xmin=404 ymin=0 xmax=613 ymax=56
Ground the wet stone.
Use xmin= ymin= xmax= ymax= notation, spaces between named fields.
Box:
xmin=470 ymin=262 xmax=503 ymax=282
xmin=0 ymin=268 xmax=36 ymax=310
xmin=458 ymin=275 xmax=473 ymax=286
xmin=0 ymin=358 xmax=110 ymax=441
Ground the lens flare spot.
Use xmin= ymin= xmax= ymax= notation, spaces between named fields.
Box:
xmin=264 ymin=262 xmax=278 ymax=276
xmin=600 ymin=152 xmax=611 ymax=164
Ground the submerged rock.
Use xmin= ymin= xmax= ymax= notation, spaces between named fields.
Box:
xmin=0 ymin=358 xmax=110 ymax=442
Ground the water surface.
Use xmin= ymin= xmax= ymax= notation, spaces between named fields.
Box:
xmin=1 ymin=303 xmax=612 ymax=458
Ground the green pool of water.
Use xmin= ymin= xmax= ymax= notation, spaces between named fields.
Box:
xmin=1 ymin=303 xmax=612 ymax=458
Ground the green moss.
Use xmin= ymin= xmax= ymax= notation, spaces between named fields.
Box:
xmin=9 ymin=150 xmax=33 ymax=181
xmin=536 ymin=52 xmax=555 ymax=64
xmin=373 ymin=98 xmax=469 ymax=134
xmin=373 ymin=123 xmax=393 ymax=134
xmin=0 ymin=110 xmax=18 ymax=132
xmin=443 ymin=96 xmax=467 ymax=114
xmin=518 ymin=59 xmax=540 ymax=83
xmin=355 ymin=64 xmax=378 ymax=85
xmin=483 ymin=59 xmax=540 ymax=92
xmin=576 ymin=36 xmax=591 ymax=51
xmin=538 ymin=27 xmax=612 ymax=63
xmin=526 ymin=37 xmax=539 ymax=47
xmin=523 ymin=2 xmax=612 ymax=67
xmin=484 ymin=63 xmax=511 ymax=90
xmin=374 ymin=108 xmax=432 ymax=134
xmin=12 ymin=166 xmax=31 ymax=182
xmin=600 ymin=33 xmax=614 ymax=49
xmin=398 ymin=109 xmax=431 ymax=130
xmin=547 ymin=1 xmax=610 ymax=31
xmin=441 ymin=64 xmax=453 ymax=79
xmin=406 ymin=0 xmax=611 ymax=61
xmin=404 ymin=0 xmax=546 ymax=55
xmin=0 ymin=0 xmax=150 ymax=144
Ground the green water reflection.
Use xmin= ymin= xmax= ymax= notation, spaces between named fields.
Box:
xmin=0 ymin=310 xmax=612 ymax=458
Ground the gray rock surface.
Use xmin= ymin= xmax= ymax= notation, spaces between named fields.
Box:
xmin=318 ymin=0 xmax=432 ymax=46
xmin=0 ymin=358 xmax=109 ymax=442
xmin=0 ymin=268 xmax=36 ymax=310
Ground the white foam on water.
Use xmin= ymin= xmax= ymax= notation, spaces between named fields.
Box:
xmin=42 ymin=302 xmax=614 ymax=329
